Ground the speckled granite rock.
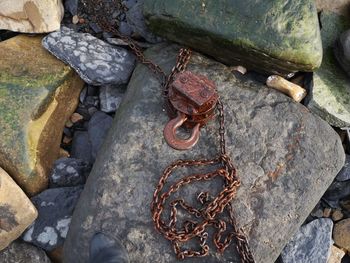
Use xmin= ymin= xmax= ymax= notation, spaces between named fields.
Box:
xmin=0 ymin=0 xmax=63 ymax=33
xmin=143 ymin=0 xmax=322 ymax=75
xmin=307 ymin=12 xmax=350 ymax=127
xmin=280 ymin=219 xmax=333 ymax=263
xmin=0 ymin=35 xmax=84 ymax=195
xmin=64 ymin=44 xmax=344 ymax=263
xmin=22 ymin=186 xmax=83 ymax=251
xmin=42 ymin=27 xmax=136 ymax=86
xmin=0 ymin=168 xmax=37 ymax=251
xmin=0 ymin=241 xmax=51 ymax=263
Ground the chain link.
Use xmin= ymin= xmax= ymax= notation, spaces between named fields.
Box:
xmin=91 ymin=5 xmax=254 ymax=262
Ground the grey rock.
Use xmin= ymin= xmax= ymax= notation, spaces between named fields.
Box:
xmin=71 ymin=131 xmax=93 ymax=164
xmin=334 ymin=29 xmax=350 ymax=77
xmin=0 ymin=241 xmax=51 ymax=263
xmin=63 ymin=44 xmax=345 ymax=263
xmin=119 ymin=21 xmax=133 ymax=36
xmin=64 ymin=0 xmax=79 ymax=16
xmin=322 ymin=180 xmax=350 ymax=207
xmin=126 ymin=2 xmax=162 ymax=43
xmin=22 ymin=186 xmax=83 ymax=251
xmin=84 ymin=96 xmax=99 ymax=108
xmin=281 ymin=218 xmax=333 ymax=263
xmin=42 ymin=26 xmax=136 ymax=86
xmin=49 ymin=158 xmax=92 ymax=188
xmin=336 ymin=155 xmax=350 ymax=181
xmin=88 ymin=111 xmax=113 ymax=160
xmin=79 ymin=87 xmax=87 ymax=104
xmin=99 ymin=85 xmax=125 ymax=113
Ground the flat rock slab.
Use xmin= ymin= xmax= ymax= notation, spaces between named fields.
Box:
xmin=0 ymin=35 xmax=84 ymax=195
xmin=0 ymin=0 xmax=63 ymax=33
xmin=307 ymin=12 xmax=350 ymax=127
xmin=143 ymin=0 xmax=322 ymax=75
xmin=42 ymin=26 xmax=136 ymax=86
xmin=0 ymin=168 xmax=37 ymax=251
xmin=64 ymin=44 xmax=345 ymax=263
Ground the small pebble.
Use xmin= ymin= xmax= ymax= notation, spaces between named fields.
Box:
xmin=328 ymin=245 xmax=345 ymax=263
xmin=72 ymin=15 xmax=79 ymax=25
xmin=70 ymin=113 xmax=84 ymax=123
xmin=332 ymin=209 xmax=344 ymax=222
xmin=65 ymin=120 xmax=73 ymax=128
xmin=333 ymin=219 xmax=350 ymax=252
xmin=323 ymin=208 xmax=332 ymax=218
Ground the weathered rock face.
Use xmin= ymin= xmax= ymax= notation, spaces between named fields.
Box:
xmin=316 ymin=0 xmax=350 ymax=16
xmin=0 ymin=0 xmax=63 ymax=33
xmin=42 ymin=27 xmax=136 ymax=86
xmin=0 ymin=35 xmax=84 ymax=195
xmin=143 ymin=0 xmax=322 ymax=75
xmin=64 ymin=44 xmax=344 ymax=263
xmin=0 ymin=168 xmax=37 ymax=251
xmin=0 ymin=241 xmax=51 ymax=263
xmin=307 ymin=12 xmax=350 ymax=127
xmin=280 ymin=218 xmax=333 ymax=263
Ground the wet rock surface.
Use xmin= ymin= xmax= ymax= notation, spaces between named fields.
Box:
xmin=0 ymin=241 xmax=51 ymax=263
xmin=0 ymin=35 xmax=84 ymax=195
xmin=143 ymin=0 xmax=322 ymax=75
xmin=42 ymin=26 xmax=136 ymax=86
xmin=0 ymin=168 xmax=38 ymax=251
xmin=64 ymin=44 xmax=344 ymax=263
xmin=307 ymin=12 xmax=350 ymax=127
xmin=22 ymin=186 xmax=83 ymax=251
xmin=280 ymin=218 xmax=333 ymax=263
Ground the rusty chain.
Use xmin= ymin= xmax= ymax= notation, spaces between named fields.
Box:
xmin=91 ymin=4 xmax=254 ymax=262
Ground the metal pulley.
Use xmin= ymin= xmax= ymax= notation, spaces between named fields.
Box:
xmin=164 ymin=71 xmax=218 ymax=150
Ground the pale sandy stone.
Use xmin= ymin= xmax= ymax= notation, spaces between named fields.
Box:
xmin=0 ymin=0 xmax=64 ymax=33
xmin=0 ymin=168 xmax=38 ymax=251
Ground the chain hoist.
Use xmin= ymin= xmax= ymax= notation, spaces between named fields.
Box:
xmin=92 ymin=4 xmax=254 ymax=262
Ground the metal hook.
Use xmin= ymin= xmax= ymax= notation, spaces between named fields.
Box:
xmin=163 ymin=112 xmax=200 ymax=150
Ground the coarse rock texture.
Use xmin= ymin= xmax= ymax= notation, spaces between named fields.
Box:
xmin=0 ymin=35 xmax=84 ymax=196
xmin=0 ymin=168 xmax=37 ymax=251
xmin=22 ymin=186 xmax=83 ymax=251
xmin=0 ymin=240 xmax=51 ymax=263
xmin=328 ymin=245 xmax=345 ymax=263
xmin=0 ymin=0 xmax=63 ymax=33
xmin=64 ymin=44 xmax=345 ymax=263
xmin=280 ymin=218 xmax=333 ymax=263
xmin=49 ymin=158 xmax=91 ymax=188
xmin=143 ymin=0 xmax=322 ymax=76
xmin=333 ymin=219 xmax=350 ymax=252
xmin=307 ymin=12 xmax=350 ymax=127
xmin=336 ymin=155 xmax=350 ymax=181
xmin=99 ymin=85 xmax=125 ymax=113
xmin=42 ymin=26 xmax=136 ymax=86
xmin=316 ymin=0 xmax=350 ymax=16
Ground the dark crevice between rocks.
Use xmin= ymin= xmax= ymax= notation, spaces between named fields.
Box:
xmin=0 ymin=30 xmax=18 ymax=42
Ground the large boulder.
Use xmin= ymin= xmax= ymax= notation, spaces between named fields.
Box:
xmin=0 ymin=168 xmax=37 ymax=251
xmin=307 ymin=12 xmax=350 ymax=127
xmin=0 ymin=0 xmax=63 ymax=33
xmin=0 ymin=35 xmax=84 ymax=195
xmin=64 ymin=44 xmax=344 ymax=263
xmin=143 ymin=0 xmax=322 ymax=75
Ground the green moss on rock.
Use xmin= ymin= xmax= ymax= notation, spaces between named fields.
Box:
xmin=144 ymin=0 xmax=323 ymax=75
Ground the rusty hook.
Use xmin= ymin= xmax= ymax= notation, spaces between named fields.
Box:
xmin=163 ymin=112 xmax=200 ymax=150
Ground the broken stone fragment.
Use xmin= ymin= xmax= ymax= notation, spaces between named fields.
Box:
xmin=0 ymin=168 xmax=38 ymax=251
xmin=0 ymin=35 xmax=84 ymax=195
xmin=0 ymin=0 xmax=64 ymax=33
